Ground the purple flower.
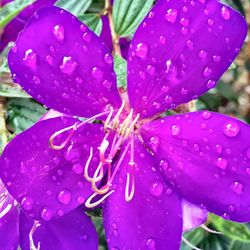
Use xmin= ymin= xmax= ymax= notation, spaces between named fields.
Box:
xmin=0 ymin=180 xmax=98 ymax=250
xmin=0 ymin=0 xmax=249 ymax=249
xmin=0 ymin=0 xmax=56 ymax=52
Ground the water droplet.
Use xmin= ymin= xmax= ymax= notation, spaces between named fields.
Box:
xmin=198 ymin=50 xmax=207 ymax=59
xmin=186 ymin=40 xmax=194 ymax=49
xmin=41 ymin=207 xmax=53 ymax=221
xmin=103 ymin=80 xmax=112 ymax=89
xmin=21 ymin=196 xmax=33 ymax=211
xmin=57 ymin=189 xmax=71 ymax=204
xmin=148 ymin=11 xmax=155 ymax=18
xmin=91 ymin=67 xmax=104 ymax=80
xmin=165 ymin=9 xmax=178 ymax=23
xmin=180 ymin=17 xmax=189 ymax=27
xmin=230 ymin=181 xmax=244 ymax=194
xmin=104 ymin=54 xmax=113 ymax=64
xmin=145 ymin=238 xmax=156 ymax=250
xmin=23 ymin=49 xmax=37 ymax=70
xmin=32 ymin=76 xmax=41 ymax=85
xmin=53 ymin=24 xmax=64 ymax=42
xmin=223 ymin=122 xmax=240 ymax=137
xmin=171 ymin=124 xmax=181 ymax=136
xmin=216 ymin=157 xmax=228 ymax=170
xmin=207 ymin=80 xmax=216 ymax=89
xmin=246 ymin=148 xmax=250 ymax=159
xmin=149 ymin=136 xmax=160 ymax=153
xmin=60 ymin=56 xmax=77 ymax=75
xmin=201 ymin=111 xmax=212 ymax=119
xmin=213 ymin=55 xmax=221 ymax=62
xmin=146 ymin=65 xmax=156 ymax=76
xmin=135 ymin=42 xmax=148 ymax=59
xmin=150 ymin=181 xmax=164 ymax=197
xmin=159 ymin=35 xmax=166 ymax=45
xmin=203 ymin=67 xmax=212 ymax=77
xmin=221 ymin=6 xmax=231 ymax=20
xmin=72 ymin=163 xmax=83 ymax=174
xmin=83 ymin=32 xmax=91 ymax=42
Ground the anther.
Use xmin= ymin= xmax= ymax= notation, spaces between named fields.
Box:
xmin=104 ymin=106 xmax=114 ymax=130
xmin=125 ymin=113 xmax=140 ymax=138
xmin=119 ymin=109 xmax=133 ymax=136
xmin=112 ymin=100 xmax=125 ymax=129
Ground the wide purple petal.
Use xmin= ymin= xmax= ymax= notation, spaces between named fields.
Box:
xmin=182 ymin=199 xmax=207 ymax=232
xmin=8 ymin=6 xmax=121 ymax=117
xmin=0 ymin=180 xmax=19 ymax=250
xmin=19 ymin=207 xmax=98 ymax=250
xmin=127 ymin=0 xmax=247 ymax=118
xmin=0 ymin=0 xmax=56 ymax=52
xmin=141 ymin=111 xmax=250 ymax=222
xmin=103 ymin=139 xmax=182 ymax=250
xmin=0 ymin=116 xmax=106 ymax=220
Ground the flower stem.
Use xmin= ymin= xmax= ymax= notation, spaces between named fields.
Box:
xmin=105 ymin=0 xmax=122 ymax=56
xmin=0 ymin=97 xmax=8 ymax=152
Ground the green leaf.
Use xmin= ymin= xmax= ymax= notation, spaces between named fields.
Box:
xmin=0 ymin=0 xmax=35 ymax=28
xmin=210 ymin=214 xmax=250 ymax=243
xmin=55 ymin=0 xmax=92 ymax=16
xmin=0 ymin=82 xmax=30 ymax=98
xmin=6 ymin=98 xmax=46 ymax=133
xmin=78 ymin=14 xmax=102 ymax=35
xmin=114 ymin=55 xmax=127 ymax=88
xmin=181 ymin=228 xmax=205 ymax=250
xmin=113 ymin=0 xmax=154 ymax=37
xmin=230 ymin=241 xmax=250 ymax=250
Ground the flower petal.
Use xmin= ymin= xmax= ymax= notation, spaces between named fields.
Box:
xmin=127 ymin=0 xmax=247 ymax=118
xmin=8 ymin=6 xmax=121 ymax=117
xmin=0 ymin=180 xmax=19 ymax=250
xmin=0 ymin=116 xmax=105 ymax=220
xmin=103 ymin=139 xmax=182 ymax=250
xmin=0 ymin=0 xmax=56 ymax=52
xmin=19 ymin=207 xmax=98 ymax=250
xmin=182 ymin=199 xmax=207 ymax=232
xmin=141 ymin=111 xmax=250 ymax=222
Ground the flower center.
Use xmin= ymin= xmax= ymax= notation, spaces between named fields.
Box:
xmin=49 ymin=101 xmax=141 ymax=208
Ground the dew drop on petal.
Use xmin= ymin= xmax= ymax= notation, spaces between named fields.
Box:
xmin=207 ymin=80 xmax=216 ymax=89
xmin=135 ymin=42 xmax=149 ymax=59
xmin=221 ymin=6 xmax=231 ymax=20
xmin=159 ymin=35 xmax=166 ymax=45
xmin=91 ymin=67 xmax=104 ymax=80
xmin=60 ymin=56 xmax=77 ymax=75
xmin=145 ymin=238 xmax=156 ymax=250
xmin=52 ymin=24 xmax=64 ymax=42
xmin=201 ymin=111 xmax=212 ymax=119
xmin=57 ymin=189 xmax=71 ymax=204
xmin=171 ymin=124 xmax=181 ymax=136
xmin=23 ymin=49 xmax=37 ymax=70
xmin=149 ymin=136 xmax=160 ymax=153
xmin=213 ymin=55 xmax=221 ymax=62
xmin=41 ymin=207 xmax=53 ymax=221
xmin=104 ymin=54 xmax=113 ymax=64
xmin=223 ymin=122 xmax=240 ymax=137
xmin=150 ymin=181 xmax=164 ymax=197
xmin=21 ymin=196 xmax=33 ymax=211
xmin=198 ymin=50 xmax=207 ymax=59
xmin=203 ymin=67 xmax=212 ymax=77
xmin=230 ymin=181 xmax=244 ymax=194
xmin=83 ymin=32 xmax=91 ymax=42
xmin=165 ymin=9 xmax=178 ymax=23
xmin=32 ymin=76 xmax=41 ymax=85
xmin=246 ymin=148 xmax=250 ymax=159
xmin=216 ymin=157 xmax=228 ymax=170
xmin=180 ymin=17 xmax=189 ymax=27
xmin=72 ymin=163 xmax=83 ymax=174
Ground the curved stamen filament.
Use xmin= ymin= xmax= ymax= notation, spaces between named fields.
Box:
xmin=49 ymin=124 xmax=77 ymax=150
xmin=29 ymin=221 xmax=41 ymax=250
xmin=201 ymin=224 xmax=223 ymax=235
xmin=125 ymin=170 xmax=135 ymax=202
xmin=49 ymin=110 xmax=112 ymax=150
xmin=85 ymin=190 xmax=115 ymax=208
